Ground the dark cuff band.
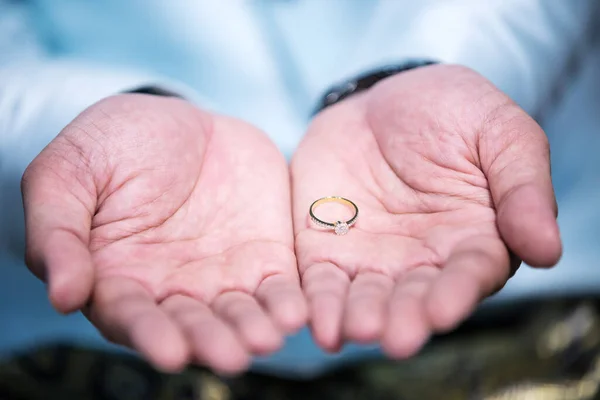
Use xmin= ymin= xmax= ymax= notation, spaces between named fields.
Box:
xmin=126 ymin=86 xmax=183 ymax=98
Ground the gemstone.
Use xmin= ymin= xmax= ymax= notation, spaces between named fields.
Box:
xmin=334 ymin=221 xmax=349 ymax=235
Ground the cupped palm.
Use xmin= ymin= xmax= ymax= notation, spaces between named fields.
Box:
xmin=22 ymin=94 xmax=307 ymax=373
xmin=292 ymin=65 xmax=561 ymax=356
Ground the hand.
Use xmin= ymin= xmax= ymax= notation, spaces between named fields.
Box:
xmin=291 ymin=65 xmax=561 ymax=356
xmin=21 ymin=94 xmax=307 ymax=373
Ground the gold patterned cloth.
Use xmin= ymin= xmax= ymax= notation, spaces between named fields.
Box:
xmin=1 ymin=299 xmax=600 ymax=400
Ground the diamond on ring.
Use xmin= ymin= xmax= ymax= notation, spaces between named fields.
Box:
xmin=334 ymin=221 xmax=349 ymax=236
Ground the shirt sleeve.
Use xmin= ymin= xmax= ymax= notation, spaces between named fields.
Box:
xmin=336 ymin=0 xmax=600 ymax=116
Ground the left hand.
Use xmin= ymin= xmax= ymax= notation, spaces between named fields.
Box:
xmin=291 ymin=64 xmax=561 ymax=357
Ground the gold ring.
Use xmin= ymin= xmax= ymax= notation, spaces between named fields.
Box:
xmin=309 ymin=196 xmax=358 ymax=235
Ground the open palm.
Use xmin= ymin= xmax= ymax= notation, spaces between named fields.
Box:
xmin=292 ymin=65 xmax=561 ymax=356
xmin=21 ymin=94 xmax=306 ymax=373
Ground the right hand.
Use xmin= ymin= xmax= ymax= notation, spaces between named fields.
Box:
xmin=21 ymin=94 xmax=307 ymax=374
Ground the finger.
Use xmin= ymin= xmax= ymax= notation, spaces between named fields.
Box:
xmin=89 ymin=277 xmax=189 ymax=372
xmin=382 ymin=266 xmax=438 ymax=359
xmin=28 ymin=229 xmax=94 ymax=314
xmin=211 ymin=291 xmax=284 ymax=355
xmin=302 ymin=262 xmax=350 ymax=352
xmin=481 ymin=108 xmax=561 ymax=267
xmin=343 ymin=272 xmax=394 ymax=343
xmin=22 ymin=161 xmax=96 ymax=313
xmin=425 ymin=236 xmax=511 ymax=332
xmin=255 ymin=274 xmax=308 ymax=333
xmin=161 ymin=294 xmax=250 ymax=375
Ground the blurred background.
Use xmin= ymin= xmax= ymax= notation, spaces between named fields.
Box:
xmin=1 ymin=1 xmax=600 ymax=399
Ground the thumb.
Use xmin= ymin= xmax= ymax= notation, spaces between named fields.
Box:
xmin=481 ymin=106 xmax=561 ymax=268
xmin=21 ymin=146 xmax=97 ymax=313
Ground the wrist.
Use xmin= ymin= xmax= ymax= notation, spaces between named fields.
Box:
xmin=313 ymin=59 xmax=439 ymax=115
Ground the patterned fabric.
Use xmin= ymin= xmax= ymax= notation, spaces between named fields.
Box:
xmin=1 ymin=299 xmax=600 ymax=400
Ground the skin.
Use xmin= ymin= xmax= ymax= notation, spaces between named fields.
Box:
xmin=21 ymin=65 xmax=561 ymax=373
xmin=291 ymin=64 xmax=562 ymax=356
xmin=21 ymin=94 xmax=307 ymax=374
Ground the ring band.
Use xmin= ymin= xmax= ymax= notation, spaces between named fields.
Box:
xmin=309 ymin=196 xmax=358 ymax=235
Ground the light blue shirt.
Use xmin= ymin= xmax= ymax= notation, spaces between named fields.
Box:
xmin=1 ymin=0 xmax=599 ymax=376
